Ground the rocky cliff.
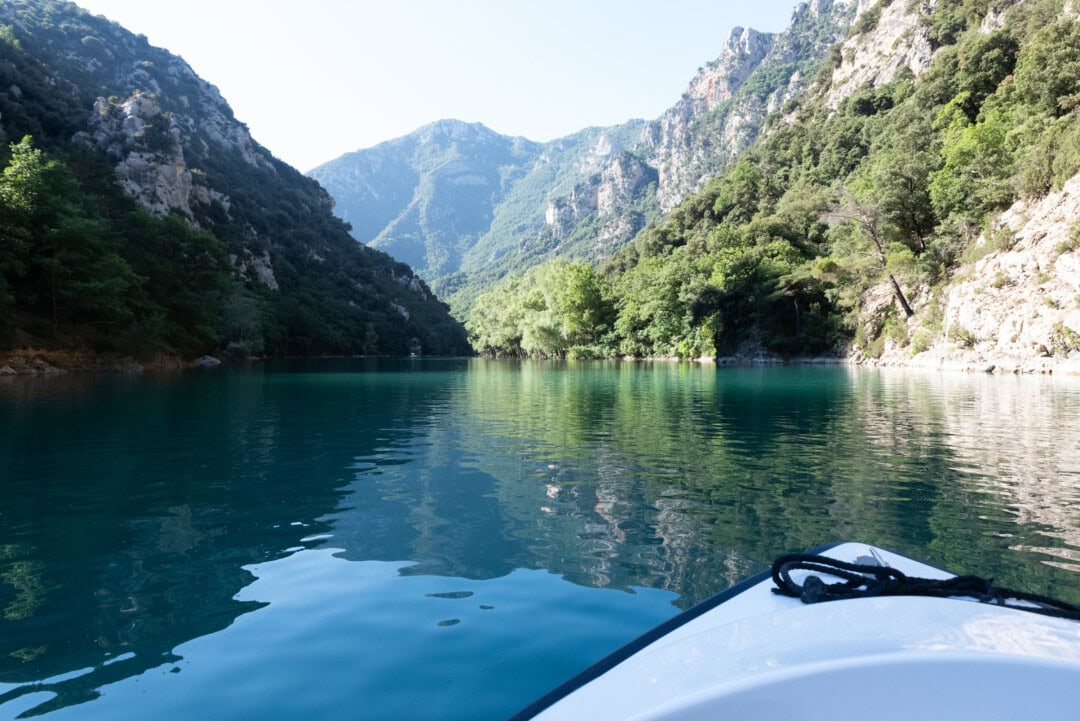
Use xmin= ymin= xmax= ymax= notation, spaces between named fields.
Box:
xmin=543 ymin=152 xmax=658 ymax=247
xmin=643 ymin=0 xmax=857 ymax=211
xmin=868 ymin=172 xmax=1080 ymax=375
xmin=824 ymin=0 xmax=938 ymax=107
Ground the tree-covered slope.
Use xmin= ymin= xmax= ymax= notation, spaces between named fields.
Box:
xmin=0 ymin=0 xmax=469 ymax=359
xmin=466 ymin=0 xmax=1080 ymax=365
xmin=312 ymin=1 xmax=859 ymax=318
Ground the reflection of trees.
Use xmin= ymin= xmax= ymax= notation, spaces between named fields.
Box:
xmin=925 ymin=373 xmax=1080 ymax=597
xmin=435 ymin=361 xmax=830 ymax=603
xmin=276 ymin=360 xmax=1080 ymax=614
xmin=411 ymin=361 xmax=1080 ymax=607
xmin=814 ymin=369 xmax=950 ymax=550
xmin=0 ymin=362 xmax=445 ymax=715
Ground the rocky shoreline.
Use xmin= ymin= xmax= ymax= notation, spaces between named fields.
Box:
xmin=858 ymin=351 xmax=1080 ymax=376
xmin=3 ymin=346 xmax=1078 ymax=377
xmin=0 ymin=349 xmax=190 ymax=376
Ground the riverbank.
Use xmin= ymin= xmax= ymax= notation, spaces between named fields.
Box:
xmin=5 ymin=344 xmax=1079 ymax=376
xmin=712 ymin=346 xmax=1080 ymax=375
xmin=858 ymin=349 xmax=1080 ymax=375
xmin=0 ymin=348 xmax=189 ymax=375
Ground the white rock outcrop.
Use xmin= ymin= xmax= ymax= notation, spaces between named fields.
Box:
xmin=84 ymin=92 xmax=200 ymax=218
xmin=871 ymin=173 xmax=1080 ymax=375
xmin=541 ymin=0 xmax=858 ymax=253
xmin=826 ymin=0 xmax=938 ymax=109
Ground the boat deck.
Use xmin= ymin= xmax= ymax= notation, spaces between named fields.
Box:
xmin=515 ymin=543 xmax=1080 ymax=721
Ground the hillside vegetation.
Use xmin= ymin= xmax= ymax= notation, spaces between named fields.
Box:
xmin=0 ymin=1 xmax=468 ymax=361
xmin=467 ymin=0 xmax=1080 ymax=362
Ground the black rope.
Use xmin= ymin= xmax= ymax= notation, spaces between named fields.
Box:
xmin=771 ymin=553 xmax=1080 ymax=622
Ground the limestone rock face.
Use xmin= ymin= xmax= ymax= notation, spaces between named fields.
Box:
xmin=80 ymin=87 xmax=276 ymax=291
xmin=979 ymin=0 xmax=1020 ymax=32
xmin=78 ymin=44 xmax=274 ymax=219
xmin=643 ymin=27 xmax=777 ymax=211
xmin=870 ymin=173 xmax=1080 ymax=375
xmin=72 ymin=54 xmax=282 ymax=290
xmin=940 ymin=173 xmax=1080 ymax=373
xmin=391 ymin=270 xmax=429 ymax=300
xmin=687 ymin=27 xmax=776 ymax=109
xmin=825 ymin=0 xmax=1026 ymax=109
xmin=233 ymin=249 xmax=279 ymax=291
xmin=543 ymin=152 xmax=659 ymax=259
xmin=597 ymin=153 xmax=649 ymax=217
xmin=84 ymin=92 xmax=200 ymax=218
xmin=826 ymin=0 xmax=938 ymax=108
xmin=539 ymin=0 xmax=858 ymax=256
xmin=545 ymin=176 xmax=600 ymax=239
xmin=59 ymin=26 xmax=287 ymax=293
xmin=575 ymin=0 xmax=858 ymax=231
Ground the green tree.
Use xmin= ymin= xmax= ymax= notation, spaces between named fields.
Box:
xmin=1013 ymin=19 xmax=1080 ymax=117
xmin=0 ymin=136 xmax=141 ymax=338
xmin=0 ymin=135 xmax=49 ymax=212
xmin=467 ymin=260 xmax=617 ymax=358
xmin=712 ymin=160 xmax=764 ymax=225
xmin=467 ymin=276 xmax=527 ymax=357
xmin=852 ymin=118 xmax=938 ymax=255
xmin=122 ymin=212 xmax=231 ymax=355
xmin=219 ymin=290 xmax=265 ymax=359
xmin=829 ymin=192 xmax=915 ymax=318
xmin=544 ymin=261 xmax=615 ymax=349
xmin=928 ymin=102 xmax=1015 ymax=219
xmin=615 ymin=252 xmax=712 ymax=358
xmin=953 ymin=30 xmax=1019 ymax=121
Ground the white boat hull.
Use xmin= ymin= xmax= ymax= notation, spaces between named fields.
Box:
xmin=513 ymin=543 xmax=1080 ymax=721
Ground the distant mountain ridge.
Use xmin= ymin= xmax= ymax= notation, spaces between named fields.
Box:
xmin=310 ymin=0 xmax=858 ymax=314
xmin=319 ymin=120 xmax=542 ymax=277
xmin=312 ymin=119 xmax=648 ymax=310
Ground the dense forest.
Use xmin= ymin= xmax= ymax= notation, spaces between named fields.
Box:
xmin=467 ymin=0 xmax=1080 ymax=360
xmin=0 ymin=2 xmax=469 ymax=361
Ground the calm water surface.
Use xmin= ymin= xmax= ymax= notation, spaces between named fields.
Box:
xmin=1 ymin=360 xmax=1078 ymax=719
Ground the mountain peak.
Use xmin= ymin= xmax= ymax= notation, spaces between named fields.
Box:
xmin=410 ymin=119 xmax=540 ymax=149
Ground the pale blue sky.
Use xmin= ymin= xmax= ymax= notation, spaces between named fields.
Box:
xmin=76 ymin=1 xmax=800 ymax=171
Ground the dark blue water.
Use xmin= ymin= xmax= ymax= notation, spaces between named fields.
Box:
xmin=1 ymin=360 xmax=1078 ymax=719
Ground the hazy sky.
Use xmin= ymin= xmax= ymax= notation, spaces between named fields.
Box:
xmin=75 ymin=1 xmax=800 ymax=171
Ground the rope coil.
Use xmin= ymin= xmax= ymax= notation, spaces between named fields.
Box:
xmin=771 ymin=553 xmax=1080 ymax=622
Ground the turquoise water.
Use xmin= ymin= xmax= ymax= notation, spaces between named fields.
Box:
xmin=1 ymin=359 xmax=1079 ymax=719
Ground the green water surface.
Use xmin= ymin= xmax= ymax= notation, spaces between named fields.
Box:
xmin=0 ymin=359 xmax=1078 ymax=719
